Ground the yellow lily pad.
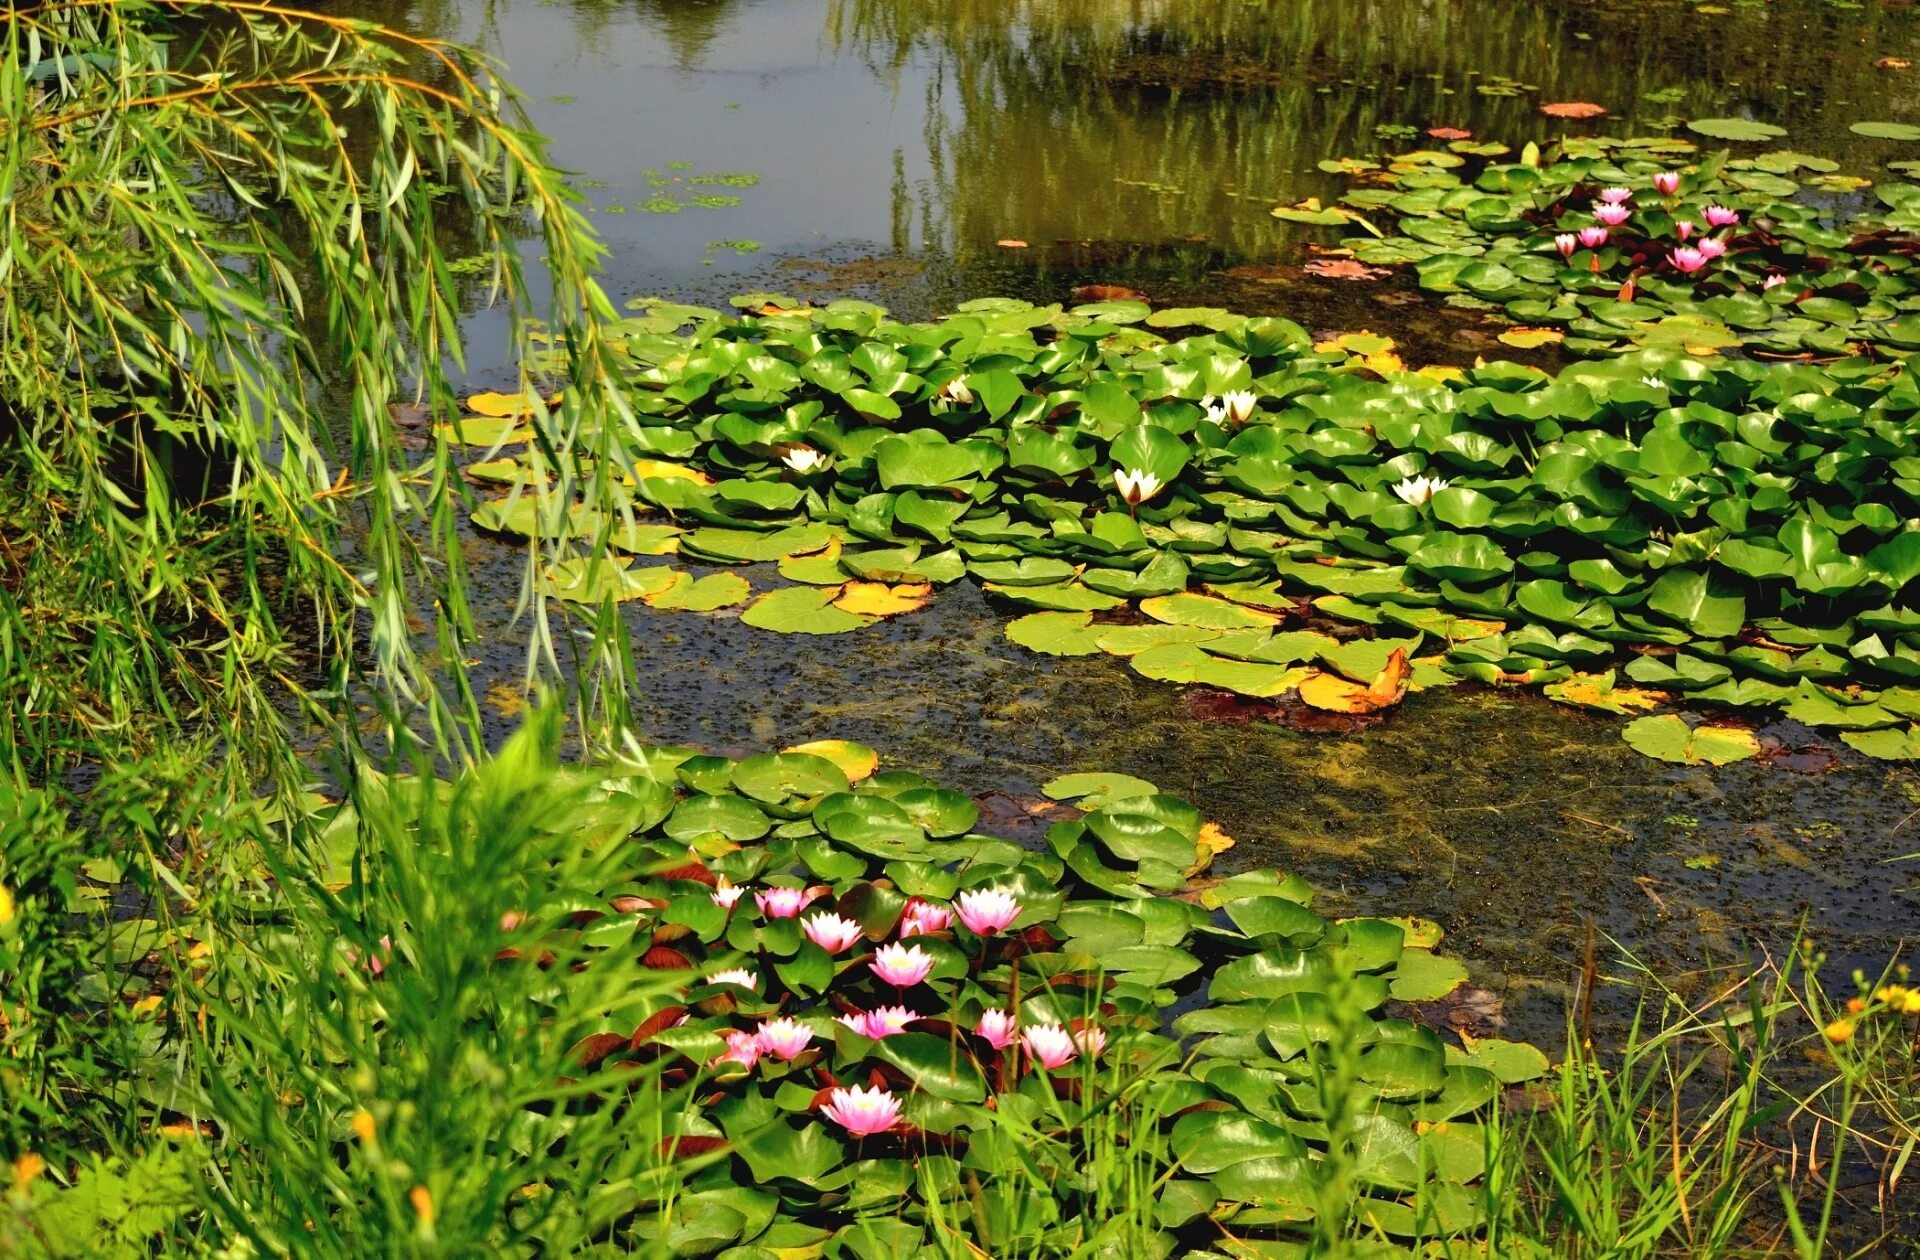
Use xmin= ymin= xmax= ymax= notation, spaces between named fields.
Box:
xmin=832 ymin=580 xmax=934 ymax=618
xmin=466 ymin=390 xmax=543 ymax=418
xmin=783 ymin=739 xmax=880 ymax=783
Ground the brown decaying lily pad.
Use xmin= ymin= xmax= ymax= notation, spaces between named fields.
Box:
xmin=1756 ymin=734 xmax=1842 ymax=774
xmin=1071 ymin=283 xmax=1147 ymax=303
xmin=1305 ymin=258 xmax=1392 ymax=281
xmin=1426 ymin=126 xmax=1473 ymax=140
xmin=1179 ymin=687 xmax=1388 ymax=733
xmin=1391 ymin=984 xmax=1507 ymax=1038
xmin=1539 ymin=101 xmax=1609 ymax=120
xmin=974 ymin=791 xmax=1082 ymax=840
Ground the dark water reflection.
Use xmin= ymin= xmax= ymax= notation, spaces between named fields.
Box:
xmin=346 ymin=0 xmax=1920 ymax=343
xmin=338 ymin=0 xmax=1920 ymax=1031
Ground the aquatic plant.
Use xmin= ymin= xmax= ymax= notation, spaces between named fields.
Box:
xmin=463 ymin=289 xmax=1920 ymax=763
xmin=1307 ymin=134 xmax=1920 ymax=360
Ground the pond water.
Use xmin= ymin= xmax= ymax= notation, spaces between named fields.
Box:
xmin=354 ymin=0 xmax=1920 ymax=1039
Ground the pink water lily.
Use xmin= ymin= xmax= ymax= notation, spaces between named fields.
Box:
xmin=707 ymin=968 xmax=757 ymax=990
xmin=1703 ymin=204 xmax=1740 ymax=228
xmin=711 ymin=1028 xmax=762 ymax=1070
xmin=1593 ymin=203 xmax=1631 ymax=227
xmin=1073 ymin=1025 xmax=1108 ymax=1058
xmin=1554 ymin=232 xmax=1578 ymax=258
xmin=1674 ymin=220 xmax=1695 ymax=241
xmin=755 ymin=887 xmax=815 ymax=919
xmin=1763 ymin=272 xmax=1788 ymax=290
xmin=1021 ymin=1022 xmax=1079 ymax=1069
xmin=1597 ymin=186 xmax=1632 ymax=204
xmin=711 ymin=878 xmax=746 ymax=910
xmin=801 ymin=911 xmax=864 ymax=954
xmin=1577 ymin=226 xmax=1609 ymax=250
xmin=757 ymin=1017 xmax=815 ymax=1061
xmin=853 ymin=1005 xmax=917 ymax=1039
xmin=870 ymin=942 xmax=935 ymax=987
xmin=1653 ymin=171 xmax=1682 ymax=197
xmin=956 ymin=888 xmax=1022 ymax=936
xmin=1695 ymin=237 xmax=1728 ymax=260
xmin=1670 ymin=246 xmax=1708 ymax=275
xmin=899 ymin=898 xmax=953 ymax=937
xmin=976 ymin=1008 xmax=1018 ymax=1049
xmin=822 ymin=1085 xmax=901 ymax=1137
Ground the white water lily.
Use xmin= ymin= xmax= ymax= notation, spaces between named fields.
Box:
xmin=1114 ymin=467 xmax=1164 ymax=507
xmin=1391 ymin=475 xmax=1449 ymax=507
xmin=937 ymin=377 xmax=974 ymax=406
xmin=1218 ymin=389 xmax=1258 ymax=425
xmin=780 ymin=445 xmax=831 ymax=474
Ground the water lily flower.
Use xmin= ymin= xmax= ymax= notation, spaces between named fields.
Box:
xmin=757 ymin=1017 xmax=815 ymax=1061
xmin=1763 ymin=271 xmax=1787 ymax=290
xmin=1218 ymin=390 xmax=1258 ymax=425
xmin=780 ymin=445 xmax=830 ymax=475
xmin=937 ymin=377 xmax=974 ymax=406
xmin=1592 ymin=203 xmax=1631 ymax=227
xmin=755 ymin=886 xmax=815 ymax=919
xmin=976 ymin=1008 xmax=1018 ymax=1049
xmin=1703 ymin=204 xmax=1740 ymax=228
xmin=1640 ymin=375 xmax=1665 ymax=390
xmin=707 ymin=967 xmax=758 ymax=990
xmin=869 ymin=942 xmax=935 ymax=987
xmin=1073 ymin=1025 xmax=1108 ymax=1058
xmin=1653 ymin=171 xmax=1681 ymax=197
xmin=801 ymin=911 xmax=864 ymax=954
xmin=1554 ymin=232 xmax=1578 ymax=258
xmin=899 ymin=898 xmax=952 ymax=937
xmin=1674 ymin=220 xmax=1695 ymax=241
xmin=955 ymin=888 xmax=1022 ymax=936
xmin=834 ymin=1010 xmax=870 ymax=1036
xmin=822 ymin=1085 xmax=902 ymax=1137
xmin=1114 ymin=467 xmax=1164 ymax=507
xmin=1670 ymin=246 xmax=1708 ymax=275
xmin=1695 ymin=237 xmax=1728 ymax=260
xmin=1577 ymin=226 xmax=1609 ymax=250
xmin=1391 ymin=475 xmax=1449 ymax=507
xmin=1597 ymin=186 xmax=1633 ymax=205
xmin=711 ymin=878 xmax=746 ymax=910
xmin=710 ymin=1028 xmax=763 ymax=1069
xmin=859 ymin=1005 xmax=917 ymax=1038
xmin=1020 ymin=1022 xmax=1079 ymax=1069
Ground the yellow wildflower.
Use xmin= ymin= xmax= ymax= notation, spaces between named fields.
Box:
xmin=0 ymin=883 xmax=14 ymax=926
xmin=12 ymin=1153 xmax=45 ymax=1194
xmin=409 ymin=1185 xmax=434 ymax=1228
xmin=1823 ymin=1017 xmax=1856 ymax=1045
xmin=351 ymin=1110 xmax=376 ymax=1146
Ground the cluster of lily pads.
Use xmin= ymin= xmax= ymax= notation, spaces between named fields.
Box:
xmin=1287 ymin=131 xmax=1920 ymax=359
xmin=497 ymin=741 xmax=1541 ymax=1256
xmin=463 ymin=284 xmax=1920 ymax=764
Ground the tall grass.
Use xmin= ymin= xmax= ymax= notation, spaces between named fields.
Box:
xmin=6 ymin=705 xmax=701 ymax=1254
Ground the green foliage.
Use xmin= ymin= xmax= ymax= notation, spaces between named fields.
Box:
xmin=0 ymin=0 xmax=639 ymax=787
xmin=465 ymin=294 xmax=1920 ymax=755
xmin=4 ymin=1143 xmax=199 ymax=1259
xmin=189 ymin=705 xmax=698 ymax=1254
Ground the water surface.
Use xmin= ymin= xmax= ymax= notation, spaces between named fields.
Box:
xmin=349 ymin=0 xmax=1920 ymax=1033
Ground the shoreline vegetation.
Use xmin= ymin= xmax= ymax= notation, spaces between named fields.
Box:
xmin=3 ymin=2 xmax=1917 ymax=1256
